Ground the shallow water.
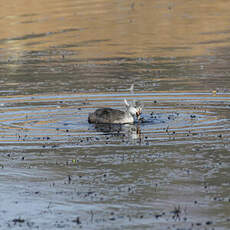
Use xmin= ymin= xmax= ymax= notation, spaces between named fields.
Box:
xmin=1 ymin=0 xmax=230 ymax=229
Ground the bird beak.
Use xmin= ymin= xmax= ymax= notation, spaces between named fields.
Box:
xmin=136 ymin=110 xmax=141 ymax=120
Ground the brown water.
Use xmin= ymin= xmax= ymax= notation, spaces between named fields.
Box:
xmin=0 ymin=0 xmax=230 ymax=229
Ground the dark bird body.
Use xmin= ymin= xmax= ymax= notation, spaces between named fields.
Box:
xmin=88 ymin=99 xmax=142 ymax=124
xmin=88 ymin=108 xmax=129 ymax=124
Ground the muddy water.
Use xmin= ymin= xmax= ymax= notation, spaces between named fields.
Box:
xmin=1 ymin=0 xmax=230 ymax=229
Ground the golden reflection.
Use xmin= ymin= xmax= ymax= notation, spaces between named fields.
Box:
xmin=0 ymin=0 xmax=230 ymax=61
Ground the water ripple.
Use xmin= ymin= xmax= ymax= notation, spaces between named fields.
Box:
xmin=0 ymin=91 xmax=229 ymax=149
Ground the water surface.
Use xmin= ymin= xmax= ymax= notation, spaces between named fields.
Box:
xmin=0 ymin=0 xmax=230 ymax=229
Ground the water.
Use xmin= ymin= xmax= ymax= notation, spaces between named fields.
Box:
xmin=0 ymin=0 xmax=230 ymax=229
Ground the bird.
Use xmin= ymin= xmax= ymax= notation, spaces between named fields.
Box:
xmin=88 ymin=99 xmax=142 ymax=124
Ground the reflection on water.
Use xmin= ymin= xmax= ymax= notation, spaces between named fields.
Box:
xmin=91 ymin=123 xmax=142 ymax=141
xmin=0 ymin=0 xmax=230 ymax=229
xmin=2 ymin=0 xmax=230 ymax=59
xmin=1 ymin=0 xmax=230 ymax=94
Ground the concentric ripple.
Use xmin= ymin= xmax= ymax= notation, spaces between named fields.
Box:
xmin=0 ymin=91 xmax=229 ymax=149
